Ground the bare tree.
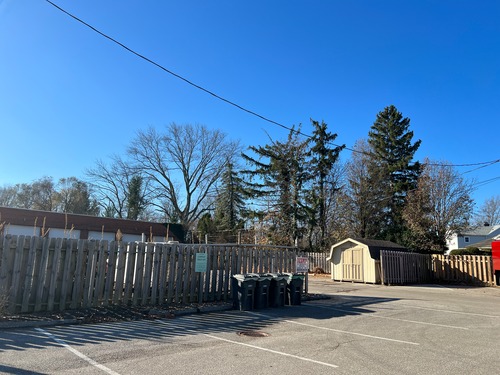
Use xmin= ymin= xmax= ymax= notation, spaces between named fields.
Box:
xmin=0 ymin=185 xmax=18 ymax=207
xmin=128 ymin=123 xmax=240 ymax=230
xmin=345 ymin=139 xmax=389 ymax=239
xmin=13 ymin=177 xmax=55 ymax=211
xmin=403 ymin=159 xmax=475 ymax=252
xmin=86 ymin=156 xmax=149 ymax=219
xmin=475 ymin=195 xmax=500 ymax=226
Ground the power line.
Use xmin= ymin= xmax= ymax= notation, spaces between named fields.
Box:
xmin=473 ymin=176 xmax=500 ymax=189
xmin=46 ymin=1 xmax=499 ymax=169
xmin=461 ymin=159 xmax=500 ymax=173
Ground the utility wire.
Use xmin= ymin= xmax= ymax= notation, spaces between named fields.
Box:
xmin=46 ymin=1 xmax=499 ymax=169
xmin=473 ymin=176 xmax=500 ymax=189
xmin=45 ymin=0 xmax=293 ymax=134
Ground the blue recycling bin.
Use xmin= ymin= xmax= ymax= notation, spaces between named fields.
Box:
xmin=232 ymin=274 xmax=259 ymax=311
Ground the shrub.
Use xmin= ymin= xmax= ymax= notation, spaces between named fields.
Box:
xmin=313 ymin=267 xmax=326 ymax=274
xmin=449 ymin=247 xmax=490 ymax=256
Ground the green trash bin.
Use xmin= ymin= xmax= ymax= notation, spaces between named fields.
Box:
xmin=283 ymin=273 xmax=304 ymax=305
xmin=232 ymin=274 xmax=259 ymax=311
xmin=266 ymin=273 xmax=287 ymax=308
xmin=247 ymin=273 xmax=272 ymax=309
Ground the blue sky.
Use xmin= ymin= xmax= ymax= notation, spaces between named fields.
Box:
xmin=1 ymin=0 xmax=499 ymax=208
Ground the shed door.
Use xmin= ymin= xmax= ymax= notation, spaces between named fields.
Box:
xmin=342 ymin=248 xmax=363 ymax=282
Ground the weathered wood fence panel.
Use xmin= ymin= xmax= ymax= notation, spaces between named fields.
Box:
xmin=380 ymin=251 xmax=433 ymax=285
xmin=0 ymin=235 xmax=299 ymax=314
xmin=380 ymin=251 xmax=495 ymax=286
xmin=307 ymin=252 xmax=331 ymax=273
xmin=431 ymin=254 xmax=495 ymax=285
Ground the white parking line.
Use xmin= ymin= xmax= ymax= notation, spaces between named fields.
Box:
xmin=246 ymin=311 xmax=420 ymax=345
xmin=155 ymin=320 xmax=338 ymax=368
xmin=304 ymin=303 xmax=469 ymax=330
xmin=35 ymin=328 xmax=121 ymax=375
xmin=394 ymin=303 xmax=500 ymax=318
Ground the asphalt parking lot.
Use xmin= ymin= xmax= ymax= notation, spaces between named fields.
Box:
xmin=1 ymin=278 xmax=500 ymax=375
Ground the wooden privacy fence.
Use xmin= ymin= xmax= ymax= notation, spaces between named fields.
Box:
xmin=432 ymin=254 xmax=495 ymax=285
xmin=380 ymin=251 xmax=433 ymax=285
xmin=0 ymin=235 xmax=300 ymax=314
xmin=307 ymin=252 xmax=331 ymax=273
xmin=380 ymin=250 xmax=495 ymax=286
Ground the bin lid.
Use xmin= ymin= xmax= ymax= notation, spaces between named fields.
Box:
xmin=265 ymin=273 xmax=288 ymax=280
xmin=246 ymin=273 xmax=272 ymax=281
xmin=233 ymin=274 xmax=259 ymax=281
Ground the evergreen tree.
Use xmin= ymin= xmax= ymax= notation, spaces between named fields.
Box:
xmin=367 ymin=105 xmax=421 ymax=243
xmin=197 ymin=213 xmax=216 ymax=241
xmin=242 ymin=127 xmax=309 ymax=246
xmin=213 ymin=163 xmax=246 ymax=233
xmin=55 ymin=177 xmax=100 ymax=215
xmin=307 ymin=119 xmax=344 ymax=250
xmin=126 ymin=175 xmax=145 ymax=220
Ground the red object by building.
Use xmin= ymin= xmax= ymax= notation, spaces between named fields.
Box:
xmin=493 ymin=241 xmax=500 ymax=285
xmin=493 ymin=241 xmax=500 ymax=270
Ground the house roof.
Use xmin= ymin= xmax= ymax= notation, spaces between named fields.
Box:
xmin=458 ymin=224 xmax=500 ymax=236
xmin=329 ymin=237 xmax=408 ymax=260
xmin=468 ymin=236 xmax=500 ymax=250
xmin=0 ymin=206 xmax=183 ymax=241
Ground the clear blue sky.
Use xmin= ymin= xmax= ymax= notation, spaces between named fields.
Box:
xmin=1 ymin=0 xmax=499 ymax=208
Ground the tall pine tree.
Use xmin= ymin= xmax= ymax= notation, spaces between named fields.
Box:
xmin=367 ymin=105 xmax=421 ymax=243
xmin=213 ymin=163 xmax=246 ymax=233
xmin=242 ymin=127 xmax=309 ymax=246
xmin=306 ymin=119 xmax=344 ymax=250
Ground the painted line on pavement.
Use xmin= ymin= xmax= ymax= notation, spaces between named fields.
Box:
xmin=35 ymin=328 xmax=121 ymax=375
xmin=394 ymin=303 xmax=500 ymax=318
xmin=246 ymin=311 xmax=420 ymax=345
xmin=155 ymin=319 xmax=338 ymax=369
xmin=304 ymin=303 xmax=469 ymax=330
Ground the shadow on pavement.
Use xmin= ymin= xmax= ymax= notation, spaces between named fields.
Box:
xmin=0 ymin=294 xmax=399 ymax=353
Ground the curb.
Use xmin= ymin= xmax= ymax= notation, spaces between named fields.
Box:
xmin=0 ymin=318 xmax=80 ymax=330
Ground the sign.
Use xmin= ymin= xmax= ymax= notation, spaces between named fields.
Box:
xmin=296 ymin=256 xmax=309 ymax=273
xmin=195 ymin=252 xmax=208 ymax=272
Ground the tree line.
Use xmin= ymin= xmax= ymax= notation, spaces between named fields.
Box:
xmin=1 ymin=105 xmax=499 ymax=252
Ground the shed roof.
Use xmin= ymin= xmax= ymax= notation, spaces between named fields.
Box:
xmin=329 ymin=237 xmax=408 ymax=260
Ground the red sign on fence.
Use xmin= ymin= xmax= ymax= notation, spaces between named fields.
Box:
xmin=296 ymin=256 xmax=309 ymax=273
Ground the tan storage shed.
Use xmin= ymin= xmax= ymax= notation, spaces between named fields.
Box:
xmin=327 ymin=238 xmax=407 ymax=283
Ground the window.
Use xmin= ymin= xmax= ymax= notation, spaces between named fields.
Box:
xmin=464 ymin=236 xmax=470 ymax=243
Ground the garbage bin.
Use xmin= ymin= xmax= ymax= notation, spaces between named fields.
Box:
xmin=266 ymin=273 xmax=288 ymax=308
xmin=247 ymin=273 xmax=273 ymax=309
xmin=283 ymin=273 xmax=304 ymax=305
xmin=232 ymin=274 xmax=259 ymax=311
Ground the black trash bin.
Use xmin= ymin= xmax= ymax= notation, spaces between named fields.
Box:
xmin=247 ymin=273 xmax=272 ymax=309
xmin=232 ymin=274 xmax=259 ymax=311
xmin=266 ymin=273 xmax=288 ymax=308
xmin=283 ymin=273 xmax=304 ymax=305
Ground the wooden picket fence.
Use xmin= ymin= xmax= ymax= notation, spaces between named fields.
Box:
xmin=380 ymin=250 xmax=495 ymax=286
xmin=0 ymin=235 xmax=300 ymax=314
